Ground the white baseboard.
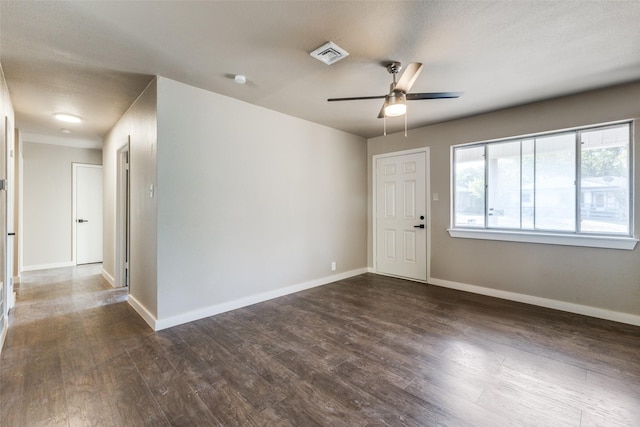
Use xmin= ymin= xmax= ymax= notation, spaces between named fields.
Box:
xmin=0 ymin=320 xmax=7 ymax=355
xmin=428 ymin=277 xmax=640 ymax=327
xmin=101 ymin=269 xmax=116 ymax=287
xmin=153 ymin=268 xmax=369 ymax=331
xmin=21 ymin=261 xmax=75 ymax=272
xmin=128 ymin=294 xmax=158 ymax=330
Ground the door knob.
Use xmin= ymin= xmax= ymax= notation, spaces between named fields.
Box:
xmin=414 ymin=224 xmax=425 ymax=229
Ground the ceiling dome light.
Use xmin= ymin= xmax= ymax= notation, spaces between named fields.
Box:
xmin=384 ymin=92 xmax=406 ymax=117
xmin=54 ymin=113 xmax=82 ymax=123
xmin=234 ymin=74 xmax=247 ymax=84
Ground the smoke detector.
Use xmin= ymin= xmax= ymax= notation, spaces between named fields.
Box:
xmin=310 ymin=41 xmax=349 ymax=65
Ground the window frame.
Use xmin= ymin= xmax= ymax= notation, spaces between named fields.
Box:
xmin=449 ymin=120 xmax=638 ymax=250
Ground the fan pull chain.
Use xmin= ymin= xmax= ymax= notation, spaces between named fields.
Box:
xmin=383 ymin=116 xmax=387 ymax=136
xmin=404 ymin=111 xmax=407 ymax=137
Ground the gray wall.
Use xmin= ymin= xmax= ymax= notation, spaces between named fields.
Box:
xmin=368 ymin=81 xmax=640 ymax=318
xmin=22 ymin=142 xmax=101 ymax=270
xmin=155 ymin=77 xmax=367 ymax=325
xmin=103 ymin=76 xmax=367 ymax=328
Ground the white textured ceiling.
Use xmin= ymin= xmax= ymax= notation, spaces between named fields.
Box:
xmin=2 ymin=1 xmax=640 ymax=144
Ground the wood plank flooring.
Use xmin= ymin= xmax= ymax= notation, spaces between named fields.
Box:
xmin=1 ymin=265 xmax=639 ymax=426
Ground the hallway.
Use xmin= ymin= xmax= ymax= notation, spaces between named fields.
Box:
xmin=0 ymin=265 xmax=156 ymax=425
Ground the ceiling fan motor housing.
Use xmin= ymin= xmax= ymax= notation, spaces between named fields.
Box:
xmin=386 ymin=62 xmax=402 ymax=75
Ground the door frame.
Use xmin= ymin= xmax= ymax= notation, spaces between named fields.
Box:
xmin=372 ymin=147 xmax=431 ymax=282
xmin=72 ymin=163 xmax=103 ymax=265
xmin=115 ymin=139 xmax=130 ymax=288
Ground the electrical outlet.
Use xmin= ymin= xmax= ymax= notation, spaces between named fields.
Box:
xmin=331 ymin=261 xmax=337 ymax=271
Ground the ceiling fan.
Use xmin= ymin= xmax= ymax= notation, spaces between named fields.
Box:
xmin=327 ymin=62 xmax=463 ymax=135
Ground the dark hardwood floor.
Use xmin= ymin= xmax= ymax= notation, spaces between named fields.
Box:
xmin=1 ymin=265 xmax=639 ymax=426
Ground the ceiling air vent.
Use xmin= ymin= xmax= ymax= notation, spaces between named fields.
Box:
xmin=310 ymin=41 xmax=349 ymax=65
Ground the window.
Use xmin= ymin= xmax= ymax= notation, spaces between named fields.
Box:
xmin=450 ymin=122 xmax=636 ymax=249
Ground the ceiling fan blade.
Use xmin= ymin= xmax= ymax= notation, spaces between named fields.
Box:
xmin=394 ymin=62 xmax=423 ymax=93
xmin=406 ymin=92 xmax=464 ymax=100
xmin=327 ymin=95 xmax=386 ymax=102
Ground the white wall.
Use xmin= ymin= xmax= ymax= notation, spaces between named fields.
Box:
xmin=21 ymin=142 xmax=101 ymax=270
xmin=155 ymin=77 xmax=367 ymax=327
xmin=368 ymin=80 xmax=640 ymax=322
xmin=102 ymin=78 xmax=157 ymax=319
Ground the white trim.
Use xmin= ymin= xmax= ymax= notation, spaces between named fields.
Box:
xmin=128 ymin=294 xmax=158 ymax=330
xmin=372 ymin=147 xmax=431 ymax=281
xmin=428 ymin=276 xmax=640 ymax=327
xmin=153 ymin=268 xmax=368 ymax=331
xmin=21 ymin=261 xmax=75 ymax=272
xmin=0 ymin=320 xmax=7 ymax=355
xmin=448 ymin=228 xmax=638 ymax=250
xmin=101 ymin=269 xmax=116 ymax=287
xmin=115 ymin=141 xmax=130 ymax=288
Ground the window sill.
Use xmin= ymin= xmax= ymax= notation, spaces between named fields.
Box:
xmin=447 ymin=228 xmax=638 ymax=250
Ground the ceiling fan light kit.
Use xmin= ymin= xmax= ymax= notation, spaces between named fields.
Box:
xmin=383 ymin=92 xmax=406 ymax=117
xmin=327 ymin=61 xmax=463 ymax=137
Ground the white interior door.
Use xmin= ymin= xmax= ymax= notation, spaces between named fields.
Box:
xmin=74 ymin=164 xmax=103 ymax=265
xmin=375 ymin=151 xmax=427 ymax=281
xmin=1 ymin=116 xmax=7 ymax=340
xmin=5 ymin=117 xmax=14 ymax=310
